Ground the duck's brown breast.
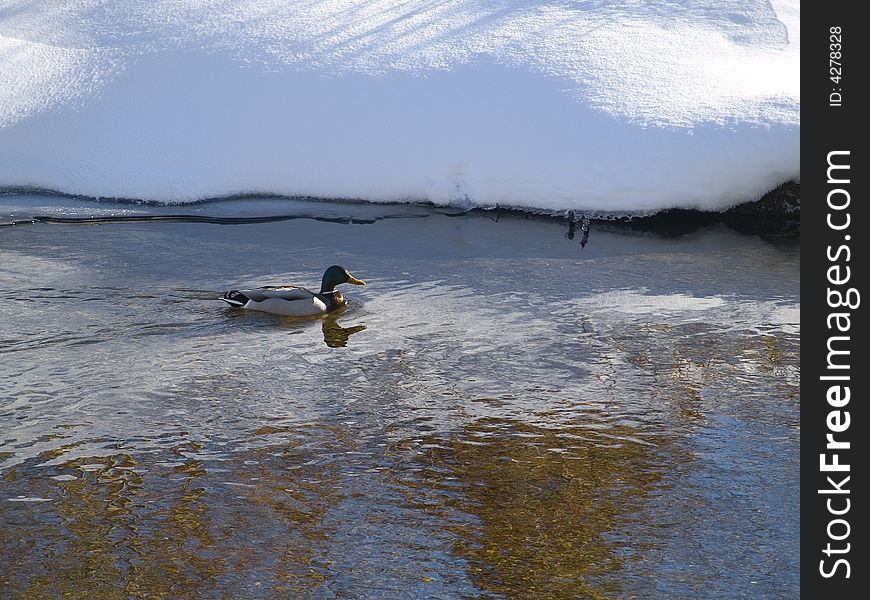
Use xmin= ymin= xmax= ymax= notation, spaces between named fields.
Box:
xmin=320 ymin=290 xmax=345 ymax=311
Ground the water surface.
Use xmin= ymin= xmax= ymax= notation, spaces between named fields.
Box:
xmin=1 ymin=197 xmax=799 ymax=598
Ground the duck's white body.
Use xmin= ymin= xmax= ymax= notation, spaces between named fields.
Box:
xmin=221 ymin=286 xmax=342 ymax=316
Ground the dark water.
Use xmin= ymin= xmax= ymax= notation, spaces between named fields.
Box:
xmin=1 ymin=197 xmax=799 ymax=598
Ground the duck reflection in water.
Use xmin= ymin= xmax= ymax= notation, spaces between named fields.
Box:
xmin=223 ymin=306 xmax=366 ymax=347
xmin=321 ymin=315 xmax=366 ymax=347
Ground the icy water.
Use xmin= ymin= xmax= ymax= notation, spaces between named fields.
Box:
xmin=0 ymin=197 xmax=799 ymax=598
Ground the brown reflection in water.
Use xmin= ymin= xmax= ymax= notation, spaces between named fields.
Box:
xmin=321 ymin=316 xmax=366 ymax=348
xmin=394 ymin=418 xmax=667 ymax=599
xmin=0 ymin=429 xmax=343 ymax=598
xmin=1 ymin=449 xmax=229 ymax=599
xmin=230 ymin=424 xmax=348 ymax=595
xmin=131 ymin=443 xmax=226 ymax=597
xmin=622 ymin=323 xmax=799 ymax=421
xmin=2 ymin=453 xmax=146 ymax=599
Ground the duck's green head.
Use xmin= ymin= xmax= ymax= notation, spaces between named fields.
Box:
xmin=320 ymin=265 xmax=366 ymax=292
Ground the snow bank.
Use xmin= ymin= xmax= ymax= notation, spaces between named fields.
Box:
xmin=0 ymin=0 xmax=799 ymax=212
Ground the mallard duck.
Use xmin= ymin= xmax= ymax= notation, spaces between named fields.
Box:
xmin=220 ymin=265 xmax=366 ymax=316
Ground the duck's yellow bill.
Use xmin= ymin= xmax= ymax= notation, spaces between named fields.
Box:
xmin=347 ymin=274 xmax=366 ymax=285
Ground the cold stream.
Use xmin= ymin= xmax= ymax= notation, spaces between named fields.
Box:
xmin=0 ymin=197 xmax=799 ymax=598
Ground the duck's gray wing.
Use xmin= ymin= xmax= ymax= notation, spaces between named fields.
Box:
xmin=244 ymin=286 xmax=315 ymax=302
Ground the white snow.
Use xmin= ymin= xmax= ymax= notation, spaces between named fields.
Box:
xmin=0 ymin=0 xmax=799 ymax=212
